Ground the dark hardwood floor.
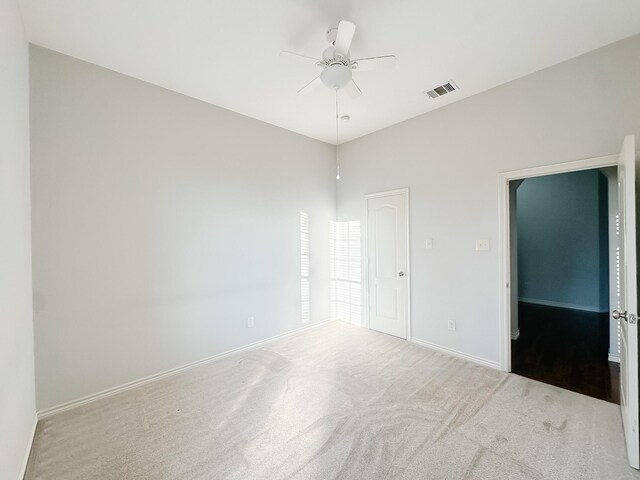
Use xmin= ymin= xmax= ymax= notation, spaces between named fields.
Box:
xmin=511 ymin=302 xmax=620 ymax=404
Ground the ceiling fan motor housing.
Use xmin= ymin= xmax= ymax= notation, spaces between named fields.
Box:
xmin=322 ymin=46 xmax=350 ymax=63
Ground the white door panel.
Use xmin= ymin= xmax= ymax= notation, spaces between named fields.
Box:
xmin=374 ymin=206 xmax=398 ymax=278
xmin=375 ymin=284 xmax=398 ymax=319
xmin=367 ymin=191 xmax=408 ymax=339
xmin=616 ymin=134 xmax=639 ymax=469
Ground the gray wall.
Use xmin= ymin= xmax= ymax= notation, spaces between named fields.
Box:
xmin=337 ymin=34 xmax=640 ymax=365
xmin=0 ymin=0 xmax=36 ymax=478
xmin=30 ymin=46 xmax=337 ymax=410
xmin=517 ymin=170 xmax=609 ymax=312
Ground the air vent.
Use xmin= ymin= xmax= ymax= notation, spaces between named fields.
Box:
xmin=424 ymin=81 xmax=459 ymax=99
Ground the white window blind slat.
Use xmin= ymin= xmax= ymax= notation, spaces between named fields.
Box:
xmin=300 ymin=212 xmax=310 ymax=323
xmin=330 ymin=220 xmax=361 ymax=324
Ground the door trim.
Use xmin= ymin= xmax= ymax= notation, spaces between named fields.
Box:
xmin=364 ymin=188 xmax=411 ymax=341
xmin=498 ymin=154 xmax=618 ymax=372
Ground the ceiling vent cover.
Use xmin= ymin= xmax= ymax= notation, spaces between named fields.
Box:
xmin=424 ymin=81 xmax=459 ymax=99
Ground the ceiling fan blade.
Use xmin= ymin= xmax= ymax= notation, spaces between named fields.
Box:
xmin=333 ymin=20 xmax=356 ymax=57
xmin=352 ymin=55 xmax=397 ymax=71
xmin=343 ymin=79 xmax=362 ymax=99
xmin=279 ymin=51 xmax=322 ymax=68
xmin=297 ymin=76 xmax=322 ymax=95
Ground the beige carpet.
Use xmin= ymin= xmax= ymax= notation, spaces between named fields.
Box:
xmin=25 ymin=321 xmax=640 ymax=479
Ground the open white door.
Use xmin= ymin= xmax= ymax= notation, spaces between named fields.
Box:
xmin=367 ymin=190 xmax=409 ymax=339
xmin=615 ymin=134 xmax=639 ymax=469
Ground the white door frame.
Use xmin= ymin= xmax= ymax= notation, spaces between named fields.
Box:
xmin=498 ymin=154 xmax=618 ymax=371
xmin=364 ymin=188 xmax=411 ymax=341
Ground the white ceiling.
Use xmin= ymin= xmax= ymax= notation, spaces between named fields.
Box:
xmin=19 ymin=0 xmax=640 ymax=144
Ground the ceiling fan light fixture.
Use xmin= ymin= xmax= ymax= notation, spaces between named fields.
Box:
xmin=320 ymin=64 xmax=352 ymax=90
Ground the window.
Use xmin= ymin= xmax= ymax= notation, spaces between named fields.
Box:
xmin=300 ymin=212 xmax=310 ymax=323
xmin=330 ymin=220 xmax=361 ymax=324
xmin=616 ymin=213 xmax=621 ymax=353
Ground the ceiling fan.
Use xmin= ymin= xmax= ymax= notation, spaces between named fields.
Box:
xmin=280 ymin=20 xmax=396 ymax=98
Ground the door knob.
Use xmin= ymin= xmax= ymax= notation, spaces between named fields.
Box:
xmin=613 ymin=310 xmax=637 ymax=324
xmin=613 ymin=310 xmax=628 ymax=321
xmin=398 ymin=272 xmax=405 ymax=277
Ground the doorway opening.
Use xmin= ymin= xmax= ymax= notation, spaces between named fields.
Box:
xmin=508 ymin=168 xmax=620 ymax=403
xmin=500 ymin=137 xmax=638 ymax=467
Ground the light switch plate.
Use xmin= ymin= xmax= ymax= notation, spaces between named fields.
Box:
xmin=475 ymin=239 xmax=490 ymax=251
xmin=425 ymin=238 xmax=433 ymax=250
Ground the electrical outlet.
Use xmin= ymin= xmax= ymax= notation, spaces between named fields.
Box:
xmin=425 ymin=238 xmax=433 ymax=250
xmin=247 ymin=316 xmax=255 ymax=328
xmin=448 ymin=319 xmax=456 ymax=331
xmin=475 ymin=239 xmax=490 ymax=251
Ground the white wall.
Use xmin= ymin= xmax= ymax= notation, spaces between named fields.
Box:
xmin=337 ymin=34 xmax=640 ymax=366
xmin=30 ymin=46 xmax=336 ymax=411
xmin=0 ymin=0 xmax=36 ymax=478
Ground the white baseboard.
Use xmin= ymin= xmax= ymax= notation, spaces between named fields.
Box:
xmin=410 ymin=338 xmax=501 ymax=370
xmin=608 ymin=354 xmax=621 ymax=363
xmin=511 ymin=329 xmax=520 ymax=340
xmin=38 ymin=319 xmax=337 ymax=419
xmin=19 ymin=415 xmax=38 ymax=480
xmin=518 ymin=297 xmax=607 ymax=313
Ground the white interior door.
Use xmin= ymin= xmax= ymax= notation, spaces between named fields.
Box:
xmin=367 ymin=191 xmax=409 ymax=339
xmin=615 ymin=134 xmax=639 ymax=469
